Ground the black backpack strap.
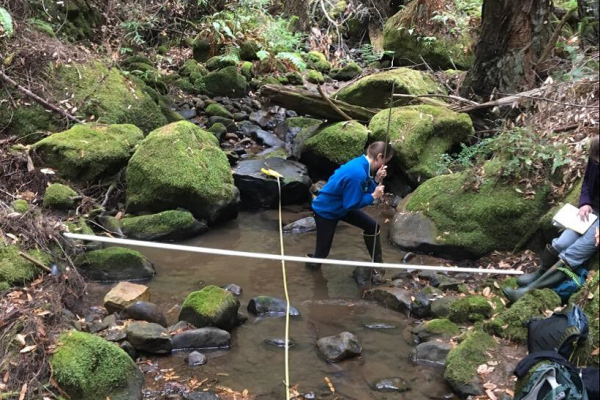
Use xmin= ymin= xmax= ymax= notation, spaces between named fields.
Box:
xmin=514 ymin=351 xmax=576 ymax=379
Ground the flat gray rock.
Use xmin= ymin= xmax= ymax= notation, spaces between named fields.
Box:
xmin=317 ymin=332 xmax=361 ymax=362
xmin=172 ymin=327 xmax=230 ymax=350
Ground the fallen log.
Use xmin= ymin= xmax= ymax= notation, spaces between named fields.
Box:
xmin=260 ymin=84 xmax=378 ymax=122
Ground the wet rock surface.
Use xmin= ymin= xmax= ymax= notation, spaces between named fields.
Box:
xmin=247 ymin=296 xmax=300 ymax=316
xmin=317 ymin=332 xmax=362 ymax=362
xmin=172 ymin=327 xmax=231 ymax=350
xmin=126 ymin=321 xmax=173 ymax=354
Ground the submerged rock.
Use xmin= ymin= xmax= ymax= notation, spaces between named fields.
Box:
xmin=126 ymin=321 xmax=173 ymax=354
xmin=179 ymin=285 xmax=240 ymax=330
xmin=122 ymin=301 xmax=167 ymax=327
xmin=247 ymin=296 xmax=300 ymax=316
xmin=172 ymin=327 xmax=231 ymax=350
xmin=283 ymin=217 xmax=316 ymax=234
xmin=186 ymin=351 xmax=208 ymax=366
xmin=366 ymin=287 xmax=412 ymax=314
xmin=121 ymin=210 xmax=208 ymax=241
xmin=265 ymin=337 xmax=296 ymax=348
xmin=51 ymin=331 xmax=144 ymax=400
xmin=125 ymin=121 xmax=240 ymax=224
xmin=317 ymin=332 xmax=362 ymax=362
xmin=372 ymin=377 xmax=411 ymax=393
xmin=76 ymin=247 xmax=155 ymax=282
xmin=233 ymin=158 xmax=311 ymax=208
xmin=222 ymin=283 xmax=242 ymax=296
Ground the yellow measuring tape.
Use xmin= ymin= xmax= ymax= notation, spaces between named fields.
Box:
xmin=261 ymin=168 xmax=292 ymax=400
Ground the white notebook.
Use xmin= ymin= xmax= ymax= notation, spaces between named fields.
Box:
xmin=552 ymin=203 xmax=598 ymax=235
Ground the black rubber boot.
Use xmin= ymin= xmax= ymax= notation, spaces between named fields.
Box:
xmin=305 ymin=254 xmax=321 ymax=270
xmin=353 ymin=231 xmax=385 ymax=285
xmin=517 ymin=244 xmax=560 ymax=287
xmin=504 ymin=260 xmax=568 ymax=303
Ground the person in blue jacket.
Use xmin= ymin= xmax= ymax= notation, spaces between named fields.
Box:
xmin=306 ymin=141 xmax=395 ymax=285
xmin=505 ymin=134 xmax=599 ymax=302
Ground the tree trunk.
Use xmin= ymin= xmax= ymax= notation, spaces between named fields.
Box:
xmin=461 ymin=0 xmax=552 ymax=99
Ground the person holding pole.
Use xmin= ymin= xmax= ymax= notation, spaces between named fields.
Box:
xmin=504 ymin=135 xmax=599 ymax=302
xmin=305 ymin=141 xmax=394 ymax=285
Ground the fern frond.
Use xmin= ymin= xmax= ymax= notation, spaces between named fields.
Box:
xmin=276 ymin=52 xmax=306 ymax=71
xmin=558 ymin=266 xmax=583 ymax=287
xmin=0 ymin=7 xmax=14 ymax=37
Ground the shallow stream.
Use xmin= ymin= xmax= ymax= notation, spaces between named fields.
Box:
xmin=88 ymin=207 xmax=456 ymax=399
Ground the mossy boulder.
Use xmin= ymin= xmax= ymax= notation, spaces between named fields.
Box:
xmin=208 ymin=123 xmax=227 ymax=140
xmin=33 ymin=124 xmax=144 ymax=182
xmin=121 ymin=210 xmax=208 ymax=241
xmin=11 ymin=199 xmax=29 ymax=213
xmin=569 ymin=278 xmax=599 ymax=366
xmin=179 ymin=285 xmax=240 ymax=331
xmin=0 ymin=245 xmax=52 ymax=286
xmin=202 ymin=66 xmax=247 ymax=98
xmin=334 ymin=68 xmax=442 ymax=109
xmin=307 ymin=51 xmax=331 ymax=72
xmin=404 ymin=166 xmax=549 ymax=259
xmin=125 ymin=121 xmax=240 ymax=223
xmin=449 ymin=296 xmax=493 ymax=323
xmin=75 ymin=247 xmax=155 ymax=282
xmin=412 ymin=318 xmax=460 ymax=342
xmin=43 ymin=183 xmax=78 ymax=210
xmin=241 ymin=61 xmax=254 ymax=80
xmin=330 ymin=62 xmax=362 ymax=81
xmin=191 ymin=37 xmax=213 ymax=62
xmin=288 ymin=117 xmax=325 ymax=159
xmin=205 ymin=103 xmax=233 ymax=119
xmin=206 ymin=56 xmax=239 ymax=71
xmin=383 ymin=5 xmax=475 ymax=69
xmin=306 ymin=70 xmax=325 ymax=84
xmin=300 ymin=120 xmax=369 ymax=180
xmin=51 ymin=331 xmax=143 ymax=400
xmin=179 ymin=60 xmax=208 ymax=78
xmin=444 ymin=330 xmax=496 ymax=397
xmin=0 ymin=99 xmax=59 ymax=143
xmin=240 ymin=41 xmax=260 ymax=61
xmin=369 ymin=105 xmax=473 ymax=183
xmin=286 ymin=71 xmax=303 ymax=85
xmin=485 ymin=289 xmax=562 ymax=343
xmin=54 ymin=61 xmax=168 ymax=133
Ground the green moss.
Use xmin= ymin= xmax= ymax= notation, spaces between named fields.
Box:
xmin=51 ymin=331 xmax=142 ymax=400
xmin=122 ymin=55 xmax=152 ymax=67
xmin=0 ymin=245 xmax=52 ymax=286
xmin=74 ymin=247 xmax=152 ymax=281
xmin=383 ymin=8 xmax=474 ymax=69
xmin=0 ymin=281 xmax=9 ymax=291
xmin=208 ymin=123 xmax=227 ymax=140
xmin=202 ymin=66 xmax=247 ymax=98
xmin=406 ymin=167 xmax=549 ymax=257
xmin=569 ymin=279 xmax=599 ymax=366
xmin=121 ymin=210 xmax=200 ymax=239
xmin=205 ymin=103 xmax=233 ymax=119
xmin=330 ymin=62 xmax=362 ymax=81
xmin=125 ymin=121 xmax=238 ymax=222
xmin=33 ymin=123 xmax=144 ymax=182
xmin=241 ymin=61 xmax=254 ymax=80
xmin=304 ymin=121 xmax=369 ymax=164
xmin=426 ymin=318 xmax=461 ymax=336
xmin=286 ymin=71 xmax=303 ymax=85
xmin=306 ymin=70 xmax=325 ymax=84
xmin=179 ymin=60 xmax=208 ymax=77
xmin=444 ymin=330 xmax=496 ymax=386
xmin=335 ymin=68 xmax=442 ymax=109
xmin=12 ymin=199 xmax=29 ymax=213
xmin=278 ymin=76 xmax=290 ymax=85
xmin=240 ymin=41 xmax=259 ymax=61
xmin=206 ymin=56 xmax=238 ymax=71
xmin=54 ymin=61 xmax=167 ymax=133
xmin=43 ymin=183 xmax=77 ymax=210
xmin=191 ymin=37 xmax=213 ymax=62
xmin=307 ymin=51 xmax=331 ymax=72
xmin=449 ymin=295 xmax=493 ymax=323
xmin=485 ymin=289 xmax=562 ymax=343
xmin=181 ymin=285 xmax=237 ymax=319
xmin=0 ymin=98 xmax=60 ymax=143
xmin=65 ymin=218 xmax=94 ymax=236
xmin=369 ymin=104 xmax=473 ymax=181
xmin=538 ymin=179 xmax=582 ymax=236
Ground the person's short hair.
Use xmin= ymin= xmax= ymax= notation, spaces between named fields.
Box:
xmin=367 ymin=141 xmax=395 ymax=160
xmin=590 ymin=135 xmax=599 ymax=163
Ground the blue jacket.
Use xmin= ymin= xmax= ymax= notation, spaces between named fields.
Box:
xmin=312 ymin=156 xmax=377 ymax=219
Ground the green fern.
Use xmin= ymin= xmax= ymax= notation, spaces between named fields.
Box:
xmin=0 ymin=7 xmax=14 ymax=38
xmin=276 ymin=52 xmax=306 ymax=71
xmin=558 ymin=266 xmax=583 ymax=287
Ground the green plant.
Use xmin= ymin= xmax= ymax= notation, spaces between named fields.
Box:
xmin=0 ymin=6 xmax=13 ymax=37
xmin=276 ymin=52 xmax=306 ymax=71
xmin=263 ymin=16 xmax=304 ymax=53
xmin=358 ymin=43 xmax=394 ymax=64
xmin=558 ymin=266 xmax=583 ymax=287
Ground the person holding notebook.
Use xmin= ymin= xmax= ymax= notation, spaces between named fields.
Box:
xmin=505 ymin=135 xmax=599 ymax=302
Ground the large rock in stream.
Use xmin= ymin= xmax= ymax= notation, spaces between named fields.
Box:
xmin=334 ymin=68 xmax=442 ymax=109
xmin=366 ymin=287 xmax=412 ymax=315
xmin=122 ymin=301 xmax=167 ymax=327
xmin=233 ymin=157 xmax=312 ymax=208
xmin=75 ymin=247 xmax=155 ymax=282
xmin=317 ymin=332 xmax=362 ymax=362
xmin=369 ymin=104 xmax=473 ymax=184
xmin=51 ymin=330 xmax=144 ymax=400
xmin=121 ymin=210 xmax=208 ymax=241
xmin=126 ymin=121 xmax=240 ymax=223
xmin=125 ymin=321 xmax=173 ymax=354
xmin=172 ymin=327 xmax=231 ymax=350
xmin=33 ymin=124 xmax=144 ymax=182
xmin=179 ymin=285 xmax=240 ymax=330
xmin=247 ymin=296 xmax=300 ymax=316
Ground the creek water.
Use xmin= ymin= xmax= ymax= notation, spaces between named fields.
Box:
xmin=87 ymin=207 xmax=456 ymax=399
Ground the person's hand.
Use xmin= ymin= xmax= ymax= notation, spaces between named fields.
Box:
xmin=596 ymin=227 xmax=599 ymax=247
xmin=373 ymin=184 xmax=385 ymax=200
xmin=578 ymin=205 xmax=593 ymax=222
xmin=375 ymin=166 xmax=387 ymax=183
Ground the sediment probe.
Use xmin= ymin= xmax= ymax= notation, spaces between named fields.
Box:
xmin=63 ymin=233 xmax=524 ymax=275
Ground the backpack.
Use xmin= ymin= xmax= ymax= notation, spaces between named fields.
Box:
xmin=514 ymin=351 xmax=589 ymax=400
xmin=553 ymin=268 xmax=588 ymax=304
xmin=527 ymin=305 xmax=589 ymax=360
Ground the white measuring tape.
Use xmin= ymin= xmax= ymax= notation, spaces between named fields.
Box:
xmin=64 ymin=233 xmax=523 ymax=275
